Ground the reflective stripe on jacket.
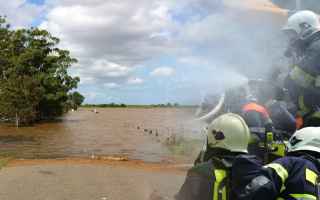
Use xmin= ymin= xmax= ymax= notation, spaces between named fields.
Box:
xmin=289 ymin=66 xmax=314 ymax=88
xmin=279 ymin=39 xmax=320 ymax=113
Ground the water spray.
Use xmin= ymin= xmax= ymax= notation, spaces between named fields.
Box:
xmin=188 ymin=93 xmax=225 ymax=123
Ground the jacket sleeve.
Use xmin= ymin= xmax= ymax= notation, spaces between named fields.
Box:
xmin=238 ymin=162 xmax=287 ymax=200
xmin=279 ymin=46 xmax=320 ymax=109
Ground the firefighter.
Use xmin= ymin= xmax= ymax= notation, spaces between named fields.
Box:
xmin=226 ymin=86 xmax=286 ymax=163
xmin=194 ymin=85 xmax=290 ymax=165
xmin=150 ymin=113 xmax=263 ymax=200
xmin=255 ymin=77 xmax=297 ymax=135
xmin=276 ymin=10 xmax=320 ymax=129
xmin=238 ymin=127 xmax=320 ymax=200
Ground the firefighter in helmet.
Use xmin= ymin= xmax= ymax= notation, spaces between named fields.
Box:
xmin=239 ymin=127 xmax=320 ymax=200
xmin=150 ymin=113 xmax=262 ymax=200
xmin=276 ymin=10 xmax=320 ymax=129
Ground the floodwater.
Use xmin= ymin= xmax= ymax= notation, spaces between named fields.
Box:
xmin=0 ymin=108 xmax=205 ymax=162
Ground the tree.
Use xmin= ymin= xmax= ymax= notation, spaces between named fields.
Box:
xmin=0 ymin=16 xmax=80 ymax=126
xmin=69 ymin=91 xmax=85 ymax=110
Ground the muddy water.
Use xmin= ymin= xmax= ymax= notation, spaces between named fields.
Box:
xmin=0 ymin=108 xmax=205 ymax=162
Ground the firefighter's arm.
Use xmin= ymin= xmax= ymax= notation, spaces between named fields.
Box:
xmin=238 ymin=163 xmax=286 ymax=200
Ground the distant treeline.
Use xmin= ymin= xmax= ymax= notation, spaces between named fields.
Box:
xmin=81 ymin=102 xmax=198 ymax=108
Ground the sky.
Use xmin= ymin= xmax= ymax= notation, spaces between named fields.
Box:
xmin=0 ymin=0 xmax=290 ymax=105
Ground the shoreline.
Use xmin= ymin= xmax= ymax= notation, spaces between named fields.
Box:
xmin=1 ymin=154 xmax=192 ymax=175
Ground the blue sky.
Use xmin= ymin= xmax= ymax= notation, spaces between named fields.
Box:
xmin=0 ymin=0 xmax=289 ymax=105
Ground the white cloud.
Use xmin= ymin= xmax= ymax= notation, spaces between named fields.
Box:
xmin=127 ymin=76 xmax=147 ymax=85
xmin=179 ymin=56 xmax=213 ymax=67
xmin=0 ymin=0 xmax=288 ymax=104
xmin=103 ymin=83 xmax=122 ymax=89
xmin=0 ymin=0 xmax=46 ymax=29
xmin=150 ymin=66 xmax=174 ymax=76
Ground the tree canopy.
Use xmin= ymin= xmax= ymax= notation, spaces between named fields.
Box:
xmin=0 ymin=16 xmax=81 ymax=126
xmin=69 ymin=91 xmax=85 ymax=110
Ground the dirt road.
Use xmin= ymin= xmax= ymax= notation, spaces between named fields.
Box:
xmin=0 ymin=156 xmax=191 ymax=200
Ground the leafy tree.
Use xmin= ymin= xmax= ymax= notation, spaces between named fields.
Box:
xmin=0 ymin=16 xmax=80 ymax=126
xmin=69 ymin=91 xmax=85 ymax=110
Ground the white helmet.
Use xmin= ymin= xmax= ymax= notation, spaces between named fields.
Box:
xmin=286 ymin=127 xmax=320 ymax=154
xmin=283 ymin=10 xmax=320 ymax=40
xmin=207 ymin=113 xmax=250 ymax=153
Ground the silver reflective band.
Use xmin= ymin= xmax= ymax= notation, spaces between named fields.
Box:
xmin=249 ymin=127 xmax=265 ymax=142
xmin=276 ymin=72 xmax=289 ymax=89
xmin=289 ymin=67 xmax=314 ymax=88
xmin=249 ymin=127 xmax=265 ymax=134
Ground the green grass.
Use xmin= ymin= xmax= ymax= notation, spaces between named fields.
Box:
xmin=0 ymin=161 xmax=5 ymax=169
xmin=162 ymin=139 xmax=205 ymax=164
xmin=0 ymin=153 xmax=18 ymax=169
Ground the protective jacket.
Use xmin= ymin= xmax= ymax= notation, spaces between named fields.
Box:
xmin=239 ymin=156 xmax=320 ymax=200
xmin=175 ymin=154 xmax=262 ymax=200
xmin=276 ymin=37 xmax=320 ymax=117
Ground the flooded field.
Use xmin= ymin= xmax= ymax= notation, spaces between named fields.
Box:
xmin=0 ymin=108 xmax=205 ymax=162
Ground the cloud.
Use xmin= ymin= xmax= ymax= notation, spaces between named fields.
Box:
xmin=126 ymin=76 xmax=147 ymax=85
xmin=150 ymin=66 xmax=174 ymax=76
xmin=103 ymin=83 xmax=122 ymax=89
xmin=0 ymin=0 xmax=46 ymax=29
xmin=0 ymin=0 xmax=289 ymax=105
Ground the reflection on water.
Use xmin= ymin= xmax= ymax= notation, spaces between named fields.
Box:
xmin=0 ymin=108 xmax=203 ymax=162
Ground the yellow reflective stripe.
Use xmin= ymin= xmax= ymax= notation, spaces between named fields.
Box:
xmin=297 ymin=94 xmax=310 ymax=116
xmin=276 ymin=73 xmax=289 ymax=89
xmin=269 ymin=143 xmax=286 ymax=156
xmin=249 ymin=135 xmax=256 ymax=144
xmin=289 ymin=67 xmax=314 ymax=88
xmin=214 ymin=169 xmax=226 ymax=182
xmin=264 ymin=99 xmax=277 ymax=108
xmin=311 ymin=109 xmax=320 ymax=118
xmin=315 ymin=76 xmax=320 ymax=87
xmin=213 ymin=169 xmax=226 ymax=200
xmin=264 ymin=163 xmax=288 ymax=191
xmin=306 ymin=168 xmax=317 ymax=185
xmin=290 ymin=194 xmax=317 ymax=199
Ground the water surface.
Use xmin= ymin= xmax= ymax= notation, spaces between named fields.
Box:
xmin=0 ymin=108 xmax=204 ymax=162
